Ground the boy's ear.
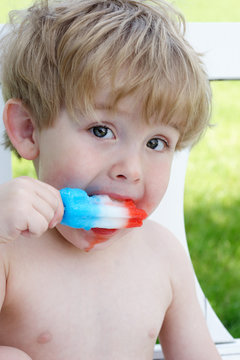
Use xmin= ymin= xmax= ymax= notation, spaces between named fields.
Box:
xmin=3 ymin=99 xmax=39 ymax=160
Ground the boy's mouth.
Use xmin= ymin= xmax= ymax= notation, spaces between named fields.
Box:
xmin=83 ymin=193 xmax=147 ymax=252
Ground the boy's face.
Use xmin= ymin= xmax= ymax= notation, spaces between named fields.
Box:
xmin=35 ymin=88 xmax=180 ymax=250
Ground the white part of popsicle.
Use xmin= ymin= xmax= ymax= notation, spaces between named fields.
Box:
xmin=92 ymin=217 xmax=128 ymax=229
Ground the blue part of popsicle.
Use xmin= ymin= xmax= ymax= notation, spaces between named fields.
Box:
xmin=60 ymin=188 xmax=101 ymax=230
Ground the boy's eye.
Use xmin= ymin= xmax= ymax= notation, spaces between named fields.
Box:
xmin=147 ymin=138 xmax=168 ymax=151
xmin=90 ymin=126 xmax=114 ymax=139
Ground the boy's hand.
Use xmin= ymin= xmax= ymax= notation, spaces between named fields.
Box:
xmin=0 ymin=177 xmax=64 ymax=242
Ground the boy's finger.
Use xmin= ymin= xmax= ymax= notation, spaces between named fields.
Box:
xmin=26 ymin=210 xmax=49 ymax=237
xmin=49 ymin=192 xmax=65 ymax=228
xmin=32 ymin=181 xmax=65 ymax=220
xmin=32 ymin=197 xmax=56 ymax=224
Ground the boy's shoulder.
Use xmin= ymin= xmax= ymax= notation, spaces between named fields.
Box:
xmin=141 ymin=219 xmax=198 ymax=306
xmin=0 ymin=230 xmax=62 ymax=273
xmin=141 ymin=219 xmax=185 ymax=255
xmin=140 ymin=219 xmax=192 ymax=277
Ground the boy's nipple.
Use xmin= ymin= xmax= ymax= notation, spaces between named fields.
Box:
xmin=37 ymin=331 xmax=52 ymax=344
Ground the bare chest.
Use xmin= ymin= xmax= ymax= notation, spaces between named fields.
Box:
xmin=0 ymin=244 xmax=171 ymax=359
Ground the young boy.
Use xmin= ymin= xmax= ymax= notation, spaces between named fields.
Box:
xmin=0 ymin=0 xmax=221 ymax=359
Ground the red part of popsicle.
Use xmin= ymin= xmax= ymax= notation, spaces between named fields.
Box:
xmin=123 ymin=199 xmax=147 ymax=228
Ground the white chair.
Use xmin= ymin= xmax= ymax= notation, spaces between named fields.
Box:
xmin=0 ymin=22 xmax=240 ymax=359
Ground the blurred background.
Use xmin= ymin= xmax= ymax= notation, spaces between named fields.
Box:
xmin=0 ymin=0 xmax=240 ymax=338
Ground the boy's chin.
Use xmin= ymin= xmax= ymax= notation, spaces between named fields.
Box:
xmin=55 ymin=224 xmax=122 ymax=252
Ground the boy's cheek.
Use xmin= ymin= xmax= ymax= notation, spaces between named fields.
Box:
xmin=142 ymin=180 xmax=170 ymax=216
xmin=142 ymin=199 xmax=161 ymax=218
xmin=38 ymin=160 xmax=84 ymax=189
xmin=44 ymin=173 xmax=85 ymax=190
xmin=37 ymin=168 xmax=66 ymax=188
xmin=37 ymin=150 xmax=99 ymax=189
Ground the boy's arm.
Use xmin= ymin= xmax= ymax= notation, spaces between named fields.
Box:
xmin=0 ymin=250 xmax=32 ymax=360
xmin=159 ymin=239 xmax=221 ymax=360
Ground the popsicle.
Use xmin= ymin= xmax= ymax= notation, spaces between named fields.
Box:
xmin=60 ymin=188 xmax=147 ymax=230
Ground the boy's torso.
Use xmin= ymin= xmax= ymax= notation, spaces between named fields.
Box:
xmin=0 ymin=221 xmax=173 ymax=360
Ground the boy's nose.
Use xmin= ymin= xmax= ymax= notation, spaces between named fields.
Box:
xmin=109 ymin=153 xmax=142 ymax=183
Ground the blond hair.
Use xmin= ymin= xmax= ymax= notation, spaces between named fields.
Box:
xmin=0 ymin=0 xmax=211 ymax=154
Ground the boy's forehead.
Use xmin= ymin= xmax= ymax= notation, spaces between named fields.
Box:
xmin=93 ymin=85 xmax=145 ymax=118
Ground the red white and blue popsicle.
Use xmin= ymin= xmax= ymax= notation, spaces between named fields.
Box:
xmin=60 ymin=188 xmax=147 ymax=230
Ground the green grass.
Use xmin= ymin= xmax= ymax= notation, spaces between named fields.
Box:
xmin=2 ymin=0 xmax=240 ymax=339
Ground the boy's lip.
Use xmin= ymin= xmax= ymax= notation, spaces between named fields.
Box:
xmin=91 ymin=228 xmax=118 ymax=236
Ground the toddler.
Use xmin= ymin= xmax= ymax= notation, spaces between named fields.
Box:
xmin=0 ymin=0 xmax=221 ymax=359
